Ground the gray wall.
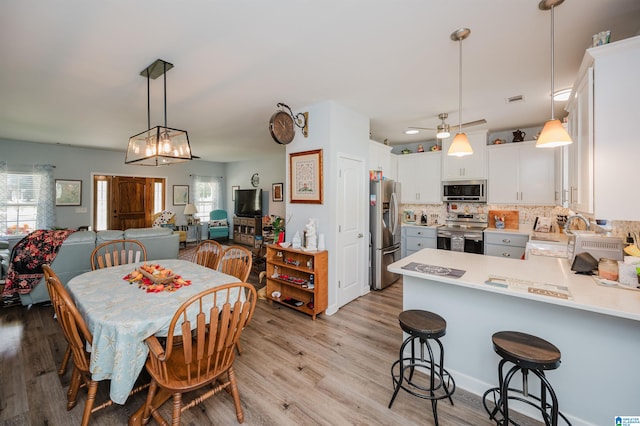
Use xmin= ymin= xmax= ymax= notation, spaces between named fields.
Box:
xmin=1 ymin=138 xmax=228 ymax=229
xmin=225 ymin=153 xmax=287 ymax=221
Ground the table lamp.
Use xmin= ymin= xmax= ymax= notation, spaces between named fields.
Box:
xmin=183 ymin=204 xmax=197 ymax=225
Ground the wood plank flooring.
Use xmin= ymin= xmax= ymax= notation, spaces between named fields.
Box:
xmin=0 ymin=279 xmax=543 ymax=425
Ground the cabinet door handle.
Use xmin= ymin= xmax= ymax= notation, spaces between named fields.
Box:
xmin=417 ymin=231 xmax=423 ymax=235
xmin=502 ymin=239 xmax=511 ymax=243
xmin=502 ymin=253 xmax=511 ymax=257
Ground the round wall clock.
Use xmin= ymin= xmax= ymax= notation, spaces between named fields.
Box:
xmin=251 ymin=173 xmax=260 ymax=187
xmin=269 ymin=110 xmax=295 ymax=145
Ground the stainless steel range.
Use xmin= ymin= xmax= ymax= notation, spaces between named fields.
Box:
xmin=437 ymin=212 xmax=488 ymax=254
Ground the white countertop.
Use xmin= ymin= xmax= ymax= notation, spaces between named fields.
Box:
xmin=483 ymin=226 xmax=531 ymax=236
xmin=401 ymin=222 xmax=440 ymax=228
xmin=389 ymin=248 xmax=640 ymax=322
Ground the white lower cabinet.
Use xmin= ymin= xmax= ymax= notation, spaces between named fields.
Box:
xmin=484 ymin=231 xmax=529 ymax=260
xmin=487 ymin=141 xmax=555 ymax=205
xmin=397 ymin=152 xmax=442 ymax=204
xmin=404 ymin=226 xmax=437 ymax=257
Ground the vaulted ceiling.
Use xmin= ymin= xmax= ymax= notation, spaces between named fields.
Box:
xmin=1 ymin=1 xmax=639 ymax=162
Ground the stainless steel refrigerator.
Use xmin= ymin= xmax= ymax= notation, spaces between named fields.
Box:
xmin=370 ymin=179 xmax=401 ymax=290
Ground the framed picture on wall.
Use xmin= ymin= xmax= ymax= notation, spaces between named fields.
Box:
xmin=290 ymin=149 xmax=323 ymax=204
xmin=272 ymin=183 xmax=283 ymax=202
xmin=55 ymin=179 xmax=82 ymax=206
xmin=173 ymin=185 xmax=189 ymax=206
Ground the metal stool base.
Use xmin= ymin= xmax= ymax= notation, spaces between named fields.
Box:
xmin=482 ymin=362 xmax=571 ymax=426
xmin=389 ymin=334 xmax=455 ymax=425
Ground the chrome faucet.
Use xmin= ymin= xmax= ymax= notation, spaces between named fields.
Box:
xmin=564 ymin=214 xmax=591 ymax=234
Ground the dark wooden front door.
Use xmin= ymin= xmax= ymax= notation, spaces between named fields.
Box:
xmin=111 ymin=176 xmax=149 ymax=230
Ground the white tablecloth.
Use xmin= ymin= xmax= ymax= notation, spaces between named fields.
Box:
xmin=67 ymin=259 xmax=238 ymax=404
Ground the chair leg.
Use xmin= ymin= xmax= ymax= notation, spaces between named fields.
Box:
xmin=81 ymin=380 xmax=99 ymax=426
xmin=228 ymin=367 xmax=244 ymax=423
xmin=67 ymin=366 xmax=82 ymax=410
xmin=236 ymin=340 xmax=243 ymax=355
xmin=172 ymin=392 xmax=183 ymax=425
xmin=58 ymin=345 xmax=71 ymax=376
xmin=142 ymin=380 xmax=158 ymax=425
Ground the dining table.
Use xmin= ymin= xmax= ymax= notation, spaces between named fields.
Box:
xmin=66 ymin=258 xmax=240 ymax=407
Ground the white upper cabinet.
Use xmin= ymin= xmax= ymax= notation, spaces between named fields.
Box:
xmin=397 ymin=151 xmax=442 ymax=204
xmin=566 ymin=36 xmax=640 ymax=220
xmin=487 ymin=141 xmax=556 ymax=205
xmin=441 ymin=130 xmax=488 ymax=180
xmin=369 ymin=140 xmax=397 ymax=181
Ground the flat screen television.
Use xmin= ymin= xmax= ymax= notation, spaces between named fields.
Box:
xmin=234 ymin=189 xmax=262 ymax=217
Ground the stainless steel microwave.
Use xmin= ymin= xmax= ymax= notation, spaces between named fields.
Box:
xmin=442 ymin=180 xmax=486 ymax=203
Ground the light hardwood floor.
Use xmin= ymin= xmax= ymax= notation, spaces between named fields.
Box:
xmin=0 ymin=279 xmax=542 ymax=425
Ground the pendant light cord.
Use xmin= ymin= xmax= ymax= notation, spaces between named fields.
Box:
xmin=163 ymin=61 xmax=167 ymax=128
xmin=549 ymin=4 xmax=555 ymax=120
xmin=146 ymin=70 xmax=151 ymax=130
xmin=458 ymin=37 xmax=463 ymax=133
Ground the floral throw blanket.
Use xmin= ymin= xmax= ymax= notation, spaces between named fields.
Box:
xmin=2 ymin=229 xmax=74 ymax=296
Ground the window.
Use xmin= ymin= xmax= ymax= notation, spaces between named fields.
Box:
xmin=190 ymin=176 xmax=223 ymax=221
xmin=0 ymin=163 xmax=56 ymax=235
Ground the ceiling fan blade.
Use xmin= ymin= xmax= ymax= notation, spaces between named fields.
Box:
xmin=408 ymin=126 xmax=436 ymax=130
xmin=451 ymin=119 xmax=487 ymax=129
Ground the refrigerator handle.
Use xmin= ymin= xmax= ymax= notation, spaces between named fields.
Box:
xmin=382 ymin=246 xmax=401 ymax=256
xmin=389 ymin=191 xmax=398 ymax=236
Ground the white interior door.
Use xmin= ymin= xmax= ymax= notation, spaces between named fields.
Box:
xmin=337 ymin=154 xmax=367 ymax=308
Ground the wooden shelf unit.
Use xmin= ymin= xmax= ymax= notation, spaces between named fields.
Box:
xmin=232 ymin=216 xmax=262 ymax=247
xmin=265 ymin=245 xmax=328 ymax=320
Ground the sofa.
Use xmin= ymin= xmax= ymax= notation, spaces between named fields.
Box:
xmin=10 ymin=227 xmax=179 ymax=307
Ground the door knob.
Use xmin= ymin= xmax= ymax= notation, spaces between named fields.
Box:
xmin=357 ymin=233 xmax=363 ymax=238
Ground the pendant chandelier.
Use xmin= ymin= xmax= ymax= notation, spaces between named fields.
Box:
xmin=536 ymin=0 xmax=572 ymax=148
xmin=125 ymin=59 xmax=192 ymax=165
xmin=448 ymin=28 xmax=474 ymax=157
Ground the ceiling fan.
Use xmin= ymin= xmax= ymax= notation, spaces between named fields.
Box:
xmin=408 ymin=112 xmax=487 ymax=138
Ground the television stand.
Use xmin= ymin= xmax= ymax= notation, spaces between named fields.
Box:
xmin=232 ymin=216 xmax=262 ymax=248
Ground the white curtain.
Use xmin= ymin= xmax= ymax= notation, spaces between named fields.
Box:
xmin=189 ymin=175 xmax=224 ymax=222
xmin=0 ymin=161 xmax=7 ymax=233
xmin=34 ymin=164 xmax=56 ymax=230
xmin=0 ymin=162 xmax=56 ymax=234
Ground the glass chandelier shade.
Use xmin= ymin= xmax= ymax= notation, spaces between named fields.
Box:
xmin=536 ymin=0 xmax=572 ymax=148
xmin=125 ymin=59 xmax=192 ymax=165
xmin=126 ymin=126 xmax=191 ymax=165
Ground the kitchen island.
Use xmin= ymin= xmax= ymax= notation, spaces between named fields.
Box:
xmin=388 ymin=248 xmax=640 ymax=426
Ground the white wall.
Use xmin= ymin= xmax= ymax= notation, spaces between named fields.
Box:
xmin=0 ymin=138 xmax=227 ymax=229
xmin=285 ymin=101 xmax=370 ymax=315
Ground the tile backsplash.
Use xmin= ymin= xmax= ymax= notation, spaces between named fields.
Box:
xmin=400 ymin=203 xmax=640 ymax=238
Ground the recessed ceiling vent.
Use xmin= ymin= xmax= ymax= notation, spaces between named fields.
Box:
xmin=506 ymin=95 xmax=525 ymax=103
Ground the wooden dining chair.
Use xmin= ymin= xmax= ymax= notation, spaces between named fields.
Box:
xmin=142 ymin=282 xmax=257 ymax=425
xmin=42 ymin=265 xmax=72 ymax=378
xmin=42 ymin=265 xmax=149 ymax=426
xmin=90 ymin=239 xmax=147 ymax=270
xmin=192 ymin=239 xmax=223 ymax=270
xmin=218 ymin=245 xmax=253 ymax=282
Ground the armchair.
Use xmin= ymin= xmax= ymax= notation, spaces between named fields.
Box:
xmin=208 ymin=210 xmax=229 ymax=241
xmin=152 ymin=211 xmax=187 ymax=248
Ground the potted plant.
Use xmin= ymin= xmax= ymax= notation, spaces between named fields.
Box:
xmin=271 ymin=216 xmax=285 ymax=243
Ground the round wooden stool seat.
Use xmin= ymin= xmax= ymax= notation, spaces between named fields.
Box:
xmin=483 ymin=331 xmax=569 ymax=425
xmin=492 ymin=331 xmax=561 ymax=370
xmin=398 ymin=309 xmax=446 ymax=340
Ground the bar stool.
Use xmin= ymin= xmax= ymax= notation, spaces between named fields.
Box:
xmin=482 ymin=331 xmax=571 ymax=426
xmin=388 ymin=310 xmax=455 ymax=425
